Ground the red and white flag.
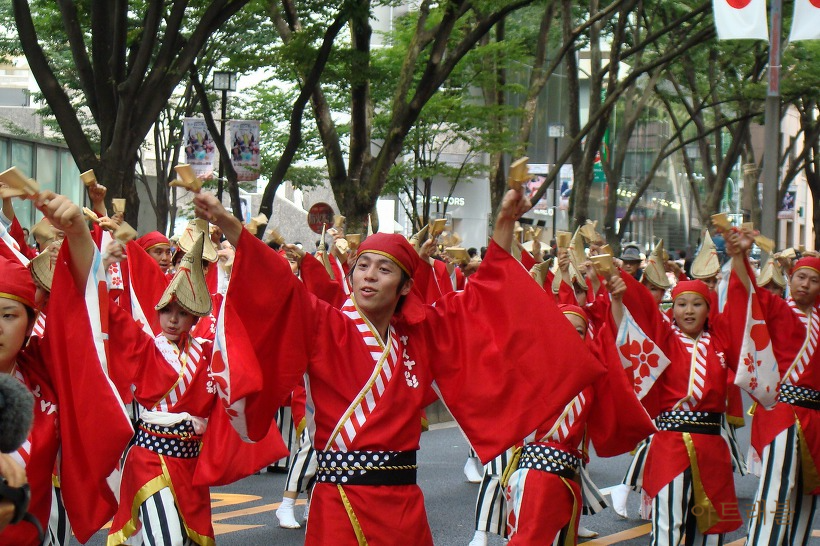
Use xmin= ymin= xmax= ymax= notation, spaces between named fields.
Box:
xmin=735 ymin=288 xmax=780 ymax=408
xmin=713 ymin=0 xmax=769 ymax=40
xmin=790 ymin=0 xmax=820 ymax=41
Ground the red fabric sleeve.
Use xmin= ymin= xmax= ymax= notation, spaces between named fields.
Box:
xmin=620 ymin=269 xmax=675 ymax=357
xmin=9 ymin=216 xmax=36 ymax=260
xmin=43 ymin=244 xmax=134 ymax=542
xmin=432 ymin=259 xmax=453 ymax=295
xmin=194 ymin=397 xmax=288 ymax=487
xmin=520 ymin=250 xmax=537 ymax=271
xmin=215 ymin=230 xmax=314 ymax=442
xmin=588 ymin=328 xmax=657 ymax=457
xmin=558 ymin=277 xmax=579 ymax=305
xmin=414 ymin=259 xmax=444 ymax=304
xmin=418 ymin=241 xmax=607 ymax=463
xmin=300 ymin=252 xmax=347 ymax=308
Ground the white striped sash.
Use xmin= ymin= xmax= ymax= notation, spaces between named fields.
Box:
xmin=153 ymin=336 xmax=203 ymax=412
xmin=783 ymin=299 xmax=819 ymax=385
xmin=542 ymin=392 xmax=588 ymax=444
xmin=31 ymin=311 xmax=46 ymax=339
xmin=325 ymin=296 xmax=401 ymax=451
xmin=673 ymin=329 xmax=711 ymax=411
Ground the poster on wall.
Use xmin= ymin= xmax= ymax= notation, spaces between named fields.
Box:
xmin=778 ymin=189 xmax=796 ymax=220
xmin=182 ymin=118 xmax=216 ymax=178
xmin=227 ymin=120 xmax=261 ymax=181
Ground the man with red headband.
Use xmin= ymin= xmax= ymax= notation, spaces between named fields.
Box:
xmin=608 ymin=261 xmax=774 ymax=546
xmin=194 ymin=188 xmax=605 ymax=545
xmin=727 ymin=230 xmax=820 ymax=546
xmin=135 ymin=231 xmax=172 ymax=273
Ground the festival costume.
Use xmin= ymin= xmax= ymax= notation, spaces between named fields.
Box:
xmin=213 ymin=231 xmax=605 ymax=545
xmin=1 ymin=246 xmax=133 ymax=546
xmin=106 ymin=235 xmax=286 ymax=546
xmin=744 ymin=257 xmax=820 ymax=545
xmin=504 ymin=305 xmax=655 ymax=546
xmin=616 ymin=274 xmax=773 ymax=544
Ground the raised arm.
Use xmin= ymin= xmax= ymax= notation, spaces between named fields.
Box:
xmin=723 ymin=226 xmax=755 ymax=292
xmin=492 ymin=189 xmax=531 ymax=254
xmin=35 ymin=191 xmax=94 ymax=289
xmin=606 ymin=274 xmax=627 ymax=328
xmin=194 ymin=192 xmax=244 ymax=247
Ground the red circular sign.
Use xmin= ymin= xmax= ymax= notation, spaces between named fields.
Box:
xmin=726 ymin=0 xmax=751 ymax=8
xmin=307 ymin=202 xmax=335 ymax=234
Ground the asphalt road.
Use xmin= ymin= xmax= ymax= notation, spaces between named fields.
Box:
xmin=84 ymin=421 xmax=820 ymax=545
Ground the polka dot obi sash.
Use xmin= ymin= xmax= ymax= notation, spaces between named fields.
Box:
xmin=779 ymin=384 xmax=820 ymax=411
xmin=315 ymin=450 xmax=417 ymax=486
xmin=654 ymin=410 xmax=722 ymax=435
xmin=135 ymin=419 xmax=202 ymax=459
xmin=518 ymin=443 xmax=581 ymax=479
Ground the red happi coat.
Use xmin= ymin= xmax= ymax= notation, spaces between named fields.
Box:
xmin=506 ymin=331 xmax=656 ymax=546
xmin=2 ymin=247 xmax=134 ymax=545
xmin=213 ymin=231 xmax=606 ymax=546
xmin=619 ymin=271 xmax=747 ymax=534
xmin=432 ymin=258 xmax=465 ymax=294
xmin=751 ymin=287 xmax=820 ymax=493
xmin=106 ymin=305 xmax=286 ymax=546
xmin=2 ymin=352 xmax=59 ymax=546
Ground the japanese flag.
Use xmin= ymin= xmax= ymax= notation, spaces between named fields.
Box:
xmin=790 ymin=0 xmax=820 ymax=41
xmin=713 ymin=0 xmax=769 ymax=40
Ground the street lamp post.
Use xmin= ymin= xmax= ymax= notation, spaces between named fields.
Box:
xmin=548 ymin=123 xmax=565 ymax=238
xmin=212 ymin=71 xmax=237 ymax=201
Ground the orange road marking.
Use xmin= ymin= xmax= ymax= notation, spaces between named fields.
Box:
xmin=214 ymin=523 xmax=265 ymax=535
xmin=211 ymin=493 xmax=262 ymax=509
xmin=212 ymin=499 xmax=306 ymax=521
xmin=581 ymin=523 xmax=651 ymax=544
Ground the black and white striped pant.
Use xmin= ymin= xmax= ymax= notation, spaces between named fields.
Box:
xmin=580 ymin=464 xmax=608 ymax=515
xmin=745 ymin=425 xmax=818 ymax=546
xmin=268 ymin=406 xmax=296 ymax=471
xmin=623 ymin=437 xmax=650 ymax=491
xmin=129 ymin=488 xmax=196 ymax=546
xmin=721 ymin=417 xmax=747 ymax=476
xmin=283 ymin=427 xmax=317 ymax=494
xmin=474 ymin=448 xmax=513 ymax=536
xmin=48 ymin=486 xmax=70 ymax=546
xmin=651 ymin=468 xmax=724 ymax=546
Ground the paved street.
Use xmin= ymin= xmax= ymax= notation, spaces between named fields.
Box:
xmin=84 ymin=421 xmax=820 ymax=545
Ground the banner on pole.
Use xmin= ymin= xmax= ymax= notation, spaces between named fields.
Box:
xmin=712 ymin=0 xmax=769 ymax=41
xmin=790 ymin=0 xmax=820 ymax=42
xmin=227 ymin=120 xmax=261 ymax=182
xmin=182 ymin=118 xmax=216 ymax=178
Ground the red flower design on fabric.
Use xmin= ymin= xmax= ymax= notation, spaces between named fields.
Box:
xmin=620 ymin=338 xmax=660 ymax=379
xmin=744 ymin=353 xmax=757 ymax=373
xmin=749 ymin=377 xmax=758 ymax=390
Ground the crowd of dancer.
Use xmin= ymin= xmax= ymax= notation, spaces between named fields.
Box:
xmin=0 ymin=171 xmax=818 ymax=546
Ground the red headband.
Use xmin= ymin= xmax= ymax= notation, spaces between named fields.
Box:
xmin=137 ymin=231 xmax=170 ymax=251
xmin=0 ymin=257 xmax=36 ymax=310
xmin=356 ymin=233 xmax=420 ymax=277
xmin=558 ymin=303 xmax=589 ymax=327
xmin=792 ymin=256 xmax=820 ymax=277
xmin=671 ymin=279 xmax=710 ymax=305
